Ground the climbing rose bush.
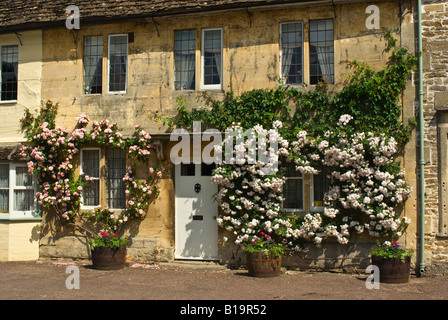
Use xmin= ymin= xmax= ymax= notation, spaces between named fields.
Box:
xmin=212 ymin=116 xmax=412 ymax=252
xmin=211 ymin=122 xmax=301 ymax=251
xmin=20 ymin=101 xmax=163 ymax=235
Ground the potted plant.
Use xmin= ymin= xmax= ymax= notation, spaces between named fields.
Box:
xmin=89 ymin=231 xmax=129 ymax=270
xmin=371 ymin=240 xmax=413 ymax=283
xmin=244 ymin=232 xmax=285 ymax=277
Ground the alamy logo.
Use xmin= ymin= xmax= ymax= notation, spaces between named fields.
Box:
xmin=66 ymin=5 xmax=80 ymax=30
xmin=365 ymin=265 xmax=380 ymax=289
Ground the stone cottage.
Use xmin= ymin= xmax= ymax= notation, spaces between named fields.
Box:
xmin=0 ymin=0 xmax=446 ymax=275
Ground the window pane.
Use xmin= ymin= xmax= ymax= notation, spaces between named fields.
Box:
xmin=283 ymin=179 xmax=303 ymax=209
xmin=282 ymin=163 xmax=303 ymax=210
xmin=281 ymin=22 xmax=303 ymax=84
xmin=181 ymin=163 xmax=195 ymax=176
xmin=15 ymin=166 xmax=32 ymax=187
xmin=83 ymin=180 xmax=99 ymax=207
xmin=82 ymin=150 xmax=100 ymax=206
xmin=1 ymin=45 xmax=18 ymax=101
xmin=309 ymin=19 xmax=334 ymax=85
xmin=201 ymin=163 xmax=215 ymax=176
xmin=109 ymin=35 xmax=128 ymax=92
xmin=106 ymin=148 xmax=126 ymax=209
xmin=313 ymin=166 xmax=331 ymax=207
xmin=0 ymin=164 xmax=9 ymax=188
xmin=82 ymin=150 xmax=100 ymax=178
xmin=14 ymin=190 xmax=34 ymax=211
xmin=203 ymin=29 xmax=222 ymax=86
xmin=83 ymin=36 xmax=103 ymax=94
xmin=0 ymin=190 xmax=8 ymax=213
xmin=174 ymin=30 xmax=195 ymax=91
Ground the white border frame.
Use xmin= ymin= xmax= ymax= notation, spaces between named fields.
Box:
xmin=107 ymin=34 xmax=128 ymax=95
xmin=201 ymin=28 xmax=223 ymax=90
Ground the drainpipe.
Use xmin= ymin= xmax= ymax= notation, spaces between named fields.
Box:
xmin=417 ymin=0 xmax=426 ymax=275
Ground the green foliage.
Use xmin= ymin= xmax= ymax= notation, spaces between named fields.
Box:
xmin=371 ymin=240 xmax=413 ymax=262
xmin=89 ymin=231 xmax=129 ymax=250
xmin=244 ymin=232 xmax=286 ymax=258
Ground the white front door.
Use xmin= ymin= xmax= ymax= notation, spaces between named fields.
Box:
xmin=175 ymin=163 xmax=218 ymax=260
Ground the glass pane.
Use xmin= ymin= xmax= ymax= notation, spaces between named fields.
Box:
xmin=0 ymin=164 xmax=9 ymax=188
xmin=82 ymin=150 xmax=100 ymax=178
xmin=106 ymin=148 xmax=126 ymax=209
xmin=309 ymin=19 xmax=334 ymax=85
xmin=281 ymin=23 xmax=303 ymax=84
xmin=1 ymin=45 xmax=18 ymax=101
xmin=203 ymin=29 xmax=222 ymax=85
xmin=14 ymin=190 xmax=34 ymax=211
xmin=83 ymin=36 xmax=103 ymax=94
xmin=313 ymin=166 xmax=331 ymax=206
xmin=283 ymin=179 xmax=303 ymax=209
xmin=174 ymin=30 xmax=196 ymax=91
xmin=108 ymin=35 xmax=128 ymax=92
xmin=0 ymin=189 xmax=8 ymax=213
xmin=181 ymin=163 xmax=195 ymax=176
xmin=83 ymin=180 xmax=99 ymax=207
xmin=201 ymin=163 xmax=215 ymax=176
xmin=15 ymin=166 xmax=32 ymax=187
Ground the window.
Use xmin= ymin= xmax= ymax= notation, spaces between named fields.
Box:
xmin=201 ymin=28 xmax=222 ymax=90
xmin=282 ymin=163 xmax=304 ymax=211
xmin=1 ymin=45 xmax=18 ymax=102
xmin=309 ymin=19 xmax=334 ymax=85
xmin=0 ymin=163 xmax=39 ymax=219
xmin=174 ymin=30 xmax=196 ymax=91
xmin=83 ymin=36 xmax=103 ymax=94
xmin=81 ymin=148 xmax=127 ymax=209
xmin=106 ymin=148 xmax=126 ymax=209
xmin=311 ymin=165 xmax=331 ymax=211
xmin=81 ymin=149 xmax=101 ymax=207
xmin=108 ymin=34 xmax=128 ymax=93
xmin=280 ymin=22 xmax=303 ymax=84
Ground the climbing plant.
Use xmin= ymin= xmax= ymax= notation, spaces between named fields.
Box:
xmin=20 ymin=101 xmax=164 ymax=238
xmin=165 ymin=31 xmax=417 ymax=251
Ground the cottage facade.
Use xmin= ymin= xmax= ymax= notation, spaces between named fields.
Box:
xmin=0 ymin=0 xmax=446 ymax=274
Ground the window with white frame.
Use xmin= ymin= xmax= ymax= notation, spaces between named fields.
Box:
xmin=1 ymin=45 xmax=19 ymax=102
xmin=309 ymin=19 xmax=334 ymax=85
xmin=311 ymin=165 xmax=331 ymax=211
xmin=282 ymin=163 xmax=304 ymax=211
xmin=81 ymin=148 xmax=126 ymax=209
xmin=280 ymin=22 xmax=303 ymax=85
xmin=106 ymin=148 xmax=126 ymax=209
xmin=108 ymin=34 xmax=128 ymax=93
xmin=83 ymin=36 xmax=103 ymax=94
xmin=201 ymin=28 xmax=222 ymax=90
xmin=0 ymin=162 xmax=39 ymax=219
xmin=174 ymin=30 xmax=196 ymax=91
xmin=81 ymin=149 xmax=101 ymax=207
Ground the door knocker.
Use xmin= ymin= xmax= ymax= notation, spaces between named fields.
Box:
xmin=194 ymin=183 xmax=201 ymax=193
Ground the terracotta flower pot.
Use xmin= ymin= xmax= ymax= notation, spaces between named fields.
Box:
xmin=91 ymin=246 xmax=127 ymax=270
xmin=246 ymin=251 xmax=282 ymax=277
xmin=372 ymin=255 xmax=411 ymax=283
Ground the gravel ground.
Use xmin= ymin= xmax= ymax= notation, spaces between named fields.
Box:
xmin=1 ymin=260 xmax=447 ymax=301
